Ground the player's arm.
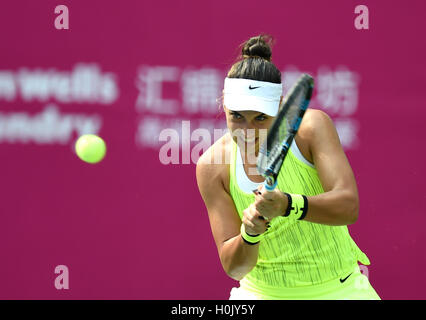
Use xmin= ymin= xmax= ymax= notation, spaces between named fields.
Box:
xmin=196 ymin=148 xmax=266 ymax=281
xmin=298 ymin=109 xmax=360 ymax=226
xmin=254 ymin=110 xmax=359 ymax=226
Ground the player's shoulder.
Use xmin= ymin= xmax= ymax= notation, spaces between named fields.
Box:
xmin=196 ymin=132 xmax=231 ymax=167
xmin=299 ymin=108 xmax=335 ymax=137
xmin=196 ymin=132 xmax=232 ymax=190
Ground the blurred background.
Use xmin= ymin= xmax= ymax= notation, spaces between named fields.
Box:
xmin=0 ymin=0 xmax=425 ymax=299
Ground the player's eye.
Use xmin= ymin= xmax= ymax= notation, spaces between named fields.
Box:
xmin=256 ymin=114 xmax=267 ymax=121
xmin=230 ymin=112 xmax=243 ymax=120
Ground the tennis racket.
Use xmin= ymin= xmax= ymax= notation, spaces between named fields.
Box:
xmin=255 ymin=73 xmax=314 ymax=194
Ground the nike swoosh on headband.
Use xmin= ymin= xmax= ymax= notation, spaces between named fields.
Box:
xmin=249 ymin=85 xmax=261 ymax=90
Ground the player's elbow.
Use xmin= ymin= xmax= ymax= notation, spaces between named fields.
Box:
xmin=225 ymin=268 xmax=244 ymax=281
xmin=347 ymin=194 xmax=359 ymax=225
xmin=221 ymin=253 xmax=255 ymax=281
xmin=348 ymin=207 xmax=358 ymax=225
xmin=222 ymin=257 xmax=245 ymax=281
xmin=223 ymin=264 xmax=250 ymax=281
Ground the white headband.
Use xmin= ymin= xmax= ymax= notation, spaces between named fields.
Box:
xmin=223 ymin=77 xmax=282 ymax=116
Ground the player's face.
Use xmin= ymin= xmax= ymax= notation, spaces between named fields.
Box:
xmin=224 ymin=106 xmax=275 ymax=153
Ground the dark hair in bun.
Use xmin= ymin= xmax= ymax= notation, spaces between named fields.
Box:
xmin=241 ymin=34 xmax=273 ymax=61
xmin=227 ymin=34 xmax=281 ymax=84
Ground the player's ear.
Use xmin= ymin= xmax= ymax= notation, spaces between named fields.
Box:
xmin=221 ymin=91 xmax=225 ymax=111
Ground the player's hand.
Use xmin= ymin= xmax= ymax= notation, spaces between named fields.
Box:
xmin=253 ymin=184 xmax=288 ymax=221
xmin=242 ymin=203 xmax=270 ymax=236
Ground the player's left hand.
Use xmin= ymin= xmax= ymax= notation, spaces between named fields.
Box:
xmin=253 ymin=184 xmax=288 ymax=221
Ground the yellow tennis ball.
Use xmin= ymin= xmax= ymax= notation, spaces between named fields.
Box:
xmin=75 ymin=134 xmax=106 ymax=164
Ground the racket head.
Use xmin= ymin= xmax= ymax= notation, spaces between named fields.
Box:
xmin=256 ymin=73 xmax=314 ymax=190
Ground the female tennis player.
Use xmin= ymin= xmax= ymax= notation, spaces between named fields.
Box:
xmin=196 ymin=35 xmax=380 ymax=300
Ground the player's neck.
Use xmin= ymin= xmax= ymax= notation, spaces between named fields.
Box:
xmin=239 ymin=148 xmax=264 ymax=182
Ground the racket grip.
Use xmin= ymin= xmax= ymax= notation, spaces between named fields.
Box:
xmin=264 ymin=180 xmax=277 ymax=192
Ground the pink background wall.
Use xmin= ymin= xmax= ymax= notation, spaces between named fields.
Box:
xmin=0 ymin=0 xmax=425 ymax=299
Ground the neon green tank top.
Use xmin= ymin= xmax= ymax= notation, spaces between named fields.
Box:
xmin=229 ymin=139 xmax=370 ymax=288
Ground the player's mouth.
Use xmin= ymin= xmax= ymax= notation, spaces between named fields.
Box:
xmin=242 ymin=136 xmax=258 ymax=143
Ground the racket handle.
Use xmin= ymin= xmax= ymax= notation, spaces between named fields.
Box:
xmin=264 ymin=180 xmax=277 ymax=192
